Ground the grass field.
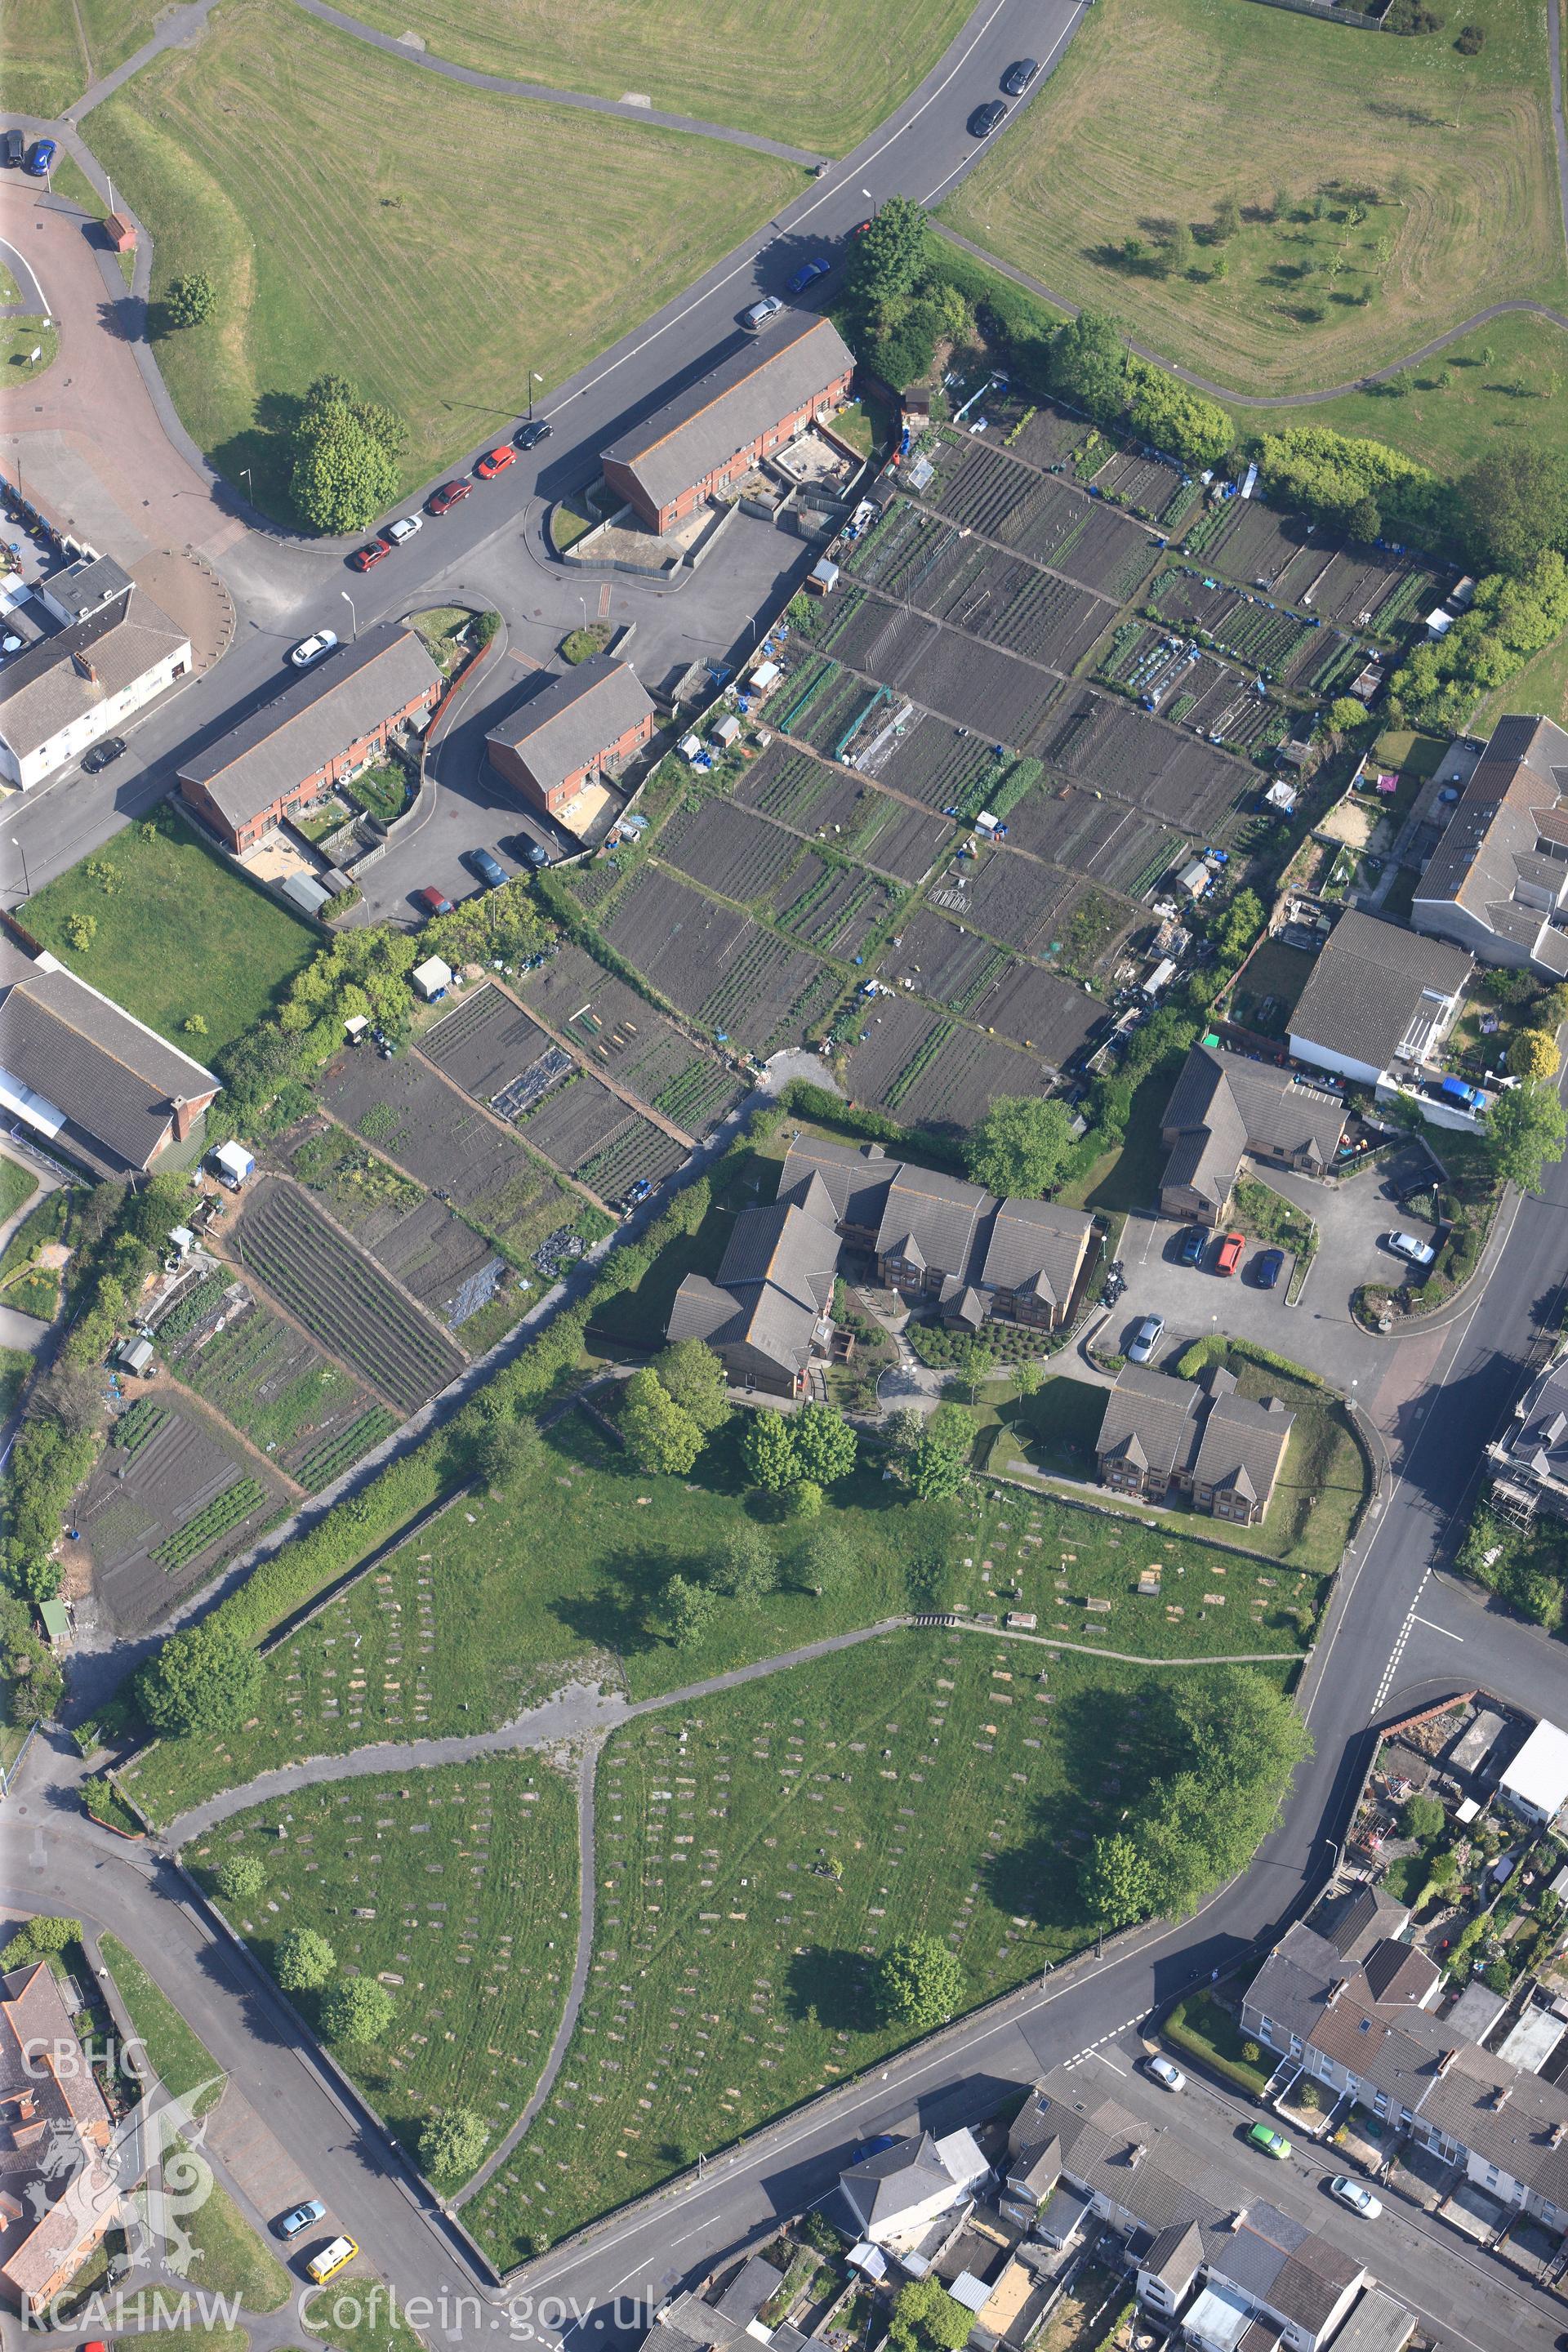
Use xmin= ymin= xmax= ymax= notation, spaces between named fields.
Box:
xmin=127 ymin=1407 xmax=1316 ymax=1827
xmin=327 ymin=0 xmax=972 ymax=154
xmin=1472 ymin=621 xmax=1568 ymax=732
xmin=0 ymin=1158 xmax=38 ymax=1231
xmin=2 ymin=322 xmax=58 ymax=381
xmin=0 ymin=0 xmax=157 ymax=110
xmin=23 ymin=807 xmax=318 ymax=1057
xmin=198 ymin=1756 xmax=578 ymax=2172
xmin=466 ymin=1633 xmax=1284 ymax=2259
xmin=100 ymin=1931 xmax=229 ymax=2118
xmin=88 ymin=0 xmax=803 ymax=516
xmin=946 ymin=0 xmax=1566 ymax=395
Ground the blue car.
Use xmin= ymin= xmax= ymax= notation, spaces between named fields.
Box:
xmin=1178 ymin=1226 xmax=1206 ymax=1267
xmin=786 ymin=256 xmax=831 ymax=295
xmin=24 ymin=139 xmax=56 ymax=177
xmin=1254 ymin=1248 xmax=1285 ymax=1290
xmin=467 ymin=847 xmax=507 ymax=891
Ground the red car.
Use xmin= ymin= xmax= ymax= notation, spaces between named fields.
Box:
xmin=349 ymin=538 xmax=390 ymax=571
xmin=474 ymin=445 xmax=515 ymax=479
xmin=850 ymin=217 xmax=874 ymax=237
xmin=416 ymin=884 xmax=454 ymax=918
xmin=1215 ymin=1229 xmax=1246 ymax=1277
xmin=427 ymin=480 xmax=471 ymax=515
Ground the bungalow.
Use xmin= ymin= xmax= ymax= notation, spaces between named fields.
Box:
xmin=484 ymin=655 xmax=656 ymax=822
xmin=1095 ymin=1362 xmax=1294 ymax=1528
xmin=1159 ymin=1045 xmax=1348 ymax=1227
xmin=1288 ymin=910 xmax=1471 ymax=1089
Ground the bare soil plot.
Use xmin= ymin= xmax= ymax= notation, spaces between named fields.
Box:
xmin=878 ymin=906 xmax=1010 ymax=1012
xmin=1183 ymin=497 xmax=1314 ymax=587
xmin=1003 ymin=783 xmax=1182 ymax=900
xmin=839 ymin=996 xmax=952 ymax=1116
xmin=826 ymin=595 xmax=1062 ymax=749
xmin=77 ymin=1396 xmax=288 ymax=1636
xmin=512 ymin=945 xmax=746 ymax=1135
xmin=234 ymin=1180 xmax=466 ymax=1414
xmin=733 ymin=742 xmax=950 ymax=882
xmin=1146 ymin=568 xmax=1318 ymax=680
xmin=768 ymin=853 xmax=899 ymax=958
xmin=1093 ymin=449 xmax=1199 ymax=531
xmin=924 ymin=439 xmax=1156 ymax=599
xmin=1040 ymin=685 xmax=1254 ymax=836
xmin=1273 ymin=545 xmax=1441 ymax=637
xmin=1004 ymin=400 xmax=1095 ymax=471
xmin=871 ymin=714 xmax=1006 ymax=813
xmin=603 ymin=865 xmax=844 ymax=1054
xmin=653 ymin=798 xmax=806 ymax=905
xmin=967 ymin=958 xmax=1108 ymax=1067
xmin=421 ymin=983 xmax=565 ymax=1114
xmin=1181 ymin=667 xmax=1290 ymax=760
xmin=319 ymin=1046 xmax=572 ymax=1263
xmin=845 ymin=500 xmax=1113 ymax=672
xmin=518 ymin=1075 xmax=686 ymax=1196
xmin=838 ymin=995 xmax=1045 ymax=1131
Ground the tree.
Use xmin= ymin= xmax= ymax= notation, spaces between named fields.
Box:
xmin=167 ymin=272 xmax=216 ymax=327
xmin=709 ymin=1525 xmax=777 ymax=1607
xmin=274 ymin=1927 xmax=336 ymax=1993
xmin=1049 ymin=308 xmax=1127 ymax=420
xmin=137 ymin=1618 xmax=263 ymax=1737
xmin=884 ymin=1406 xmax=925 ymax=1459
xmin=620 ymin=1368 xmax=703 ymax=1476
xmin=1079 ymin=1833 xmax=1152 ymax=1928
xmin=1211 ymin=194 xmax=1242 ymax=243
xmin=795 ymin=1524 xmax=857 ymax=1597
xmin=966 ymin=1095 xmax=1075 ymax=1198
xmin=847 ymin=196 xmax=930 ymax=304
xmin=1124 ymin=365 xmax=1233 ymax=468
xmin=1457 ymin=446 xmax=1568 ymax=576
xmin=321 ymin=1977 xmax=395 ymax=2042
xmin=876 ymin=1935 xmax=965 ymax=2029
xmin=184 ymin=1012 xmax=208 ymax=1036
xmin=420 ymin=2109 xmax=489 ymax=2181
xmin=659 ymin=1571 xmax=719 ymax=1646
xmin=1212 ymin=889 xmax=1264 ymax=967
xmin=788 ymin=1477 xmax=824 ymax=1518
xmin=1401 ymin=1792 xmax=1445 ymax=1842
xmin=1508 ymin=1027 xmax=1561 ymax=1080
xmin=908 ymin=1434 xmax=966 ymax=1499
xmin=1163 ymin=223 xmax=1196 ymax=278
xmin=2 ymin=1914 xmax=80 ymax=1965
xmin=1344 ymin=496 xmax=1382 ymax=544
xmin=215 ymin=1855 xmax=265 ymax=1904
xmin=951 ymin=1335 xmax=995 ymax=1405
xmin=887 ymin=2277 xmax=973 ymax=2352
xmin=290 ymin=406 xmax=401 ymax=536
xmin=791 ymin=1401 xmax=858 ymax=1487
xmin=1327 ymin=696 xmax=1371 ymax=737
xmin=1133 ymin=1671 xmax=1312 ymax=1918
xmin=1487 ymin=1078 xmax=1566 ymax=1192
xmin=653 ymin=1339 xmax=731 ymax=1437
xmin=742 ymin=1410 xmax=801 ymax=1492
xmin=1014 ymin=1361 xmax=1045 ymax=1398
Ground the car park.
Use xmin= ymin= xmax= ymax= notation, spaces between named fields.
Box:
xmin=385 ymin=515 xmax=422 ymax=543
xmin=2 ymin=130 xmax=24 ymax=168
xmin=24 ymin=139 xmax=56 ymax=176
xmin=427 ymin=481 xmax=471 ymax=515
xmin=467 ymin=847 xmax=508 ymax=890
xmin=1254 ymin=1247 xmax=1285 ymax=1290
xmin=514 ymin=419 xmax=551 ymax=450
xmin=349 ymin=539 xmax=390 ymax=571
xmin=1178 ymin=1226 xmax=1206 ymax=1267
xmin=1146 ymin=2055 xmax=1186 ymax=2093
xmin=1386 ymin=1231 xmax=1437 ymax=1267
xmin=1246 ymin=2123 xmax=1290 ymax=2161
xmin=1215 ymin=1229 xmax=1246 ymax=1276
xmin=1128 ymin=1313 xmax=1165 ymax=1365
xmin=277 ymin=2200 xmax=326 ymax=2241
xmin=474 ymin=445 xmax=515 ymax=479
xmin=1001 ymin=58 xmax=1039 ymax=93
xmin=514 ymin=837 xmax=550 ymax=870
xmin=288 ymin=630 xmax=338 ymax=668
xmin=742 ymin=295 xmax=783 ymax=330
xmin=305 ymin=2237 xmax=358 ymax=2284
xmin=416 ymin=884 xmax=454 ymax=918
xmin=1328 ymin=2176 xmax=1380 ymax=2219
xmin=82 ymin=736 xmax=127 ymax=773
xmin=969 ymin=100 xmax=1007 ymax=137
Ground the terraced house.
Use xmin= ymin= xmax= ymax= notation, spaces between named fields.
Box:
xmin=1096 ymin=1361 xmax=1294 ymax=1527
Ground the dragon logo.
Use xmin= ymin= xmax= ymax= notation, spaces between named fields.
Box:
xmin=27 ymin=2074 xmax=224 ymax=2279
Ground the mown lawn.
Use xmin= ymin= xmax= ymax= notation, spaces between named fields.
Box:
xmin=466 ymin=1632 xmax=1267 ymax=2260
xmin=0 ymin=0 xmax=86 ymax=114
xmin=196 ymin=1757 xmax=578 ymax=2175
xmin=24 ymin=807 xmax=316 ymax=1058
xmin=945 ymin=0 xmax=1566 ymax=395
xmin=99 ymin=1931 xmax=228 ymax=2116
xmin=1056 ymin=1067 xmax=1174 ymax=1214
xmin=88 ymin=0 xmax=804 ymax=516
xmin=128 ymin=1410 xmax=1313 ymax=1827
xmin=0 ymin=1159 xmax=37 ymax=1230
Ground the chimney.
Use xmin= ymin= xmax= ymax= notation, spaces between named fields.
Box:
xmin=1326 ymin=1980 xmax=1344 ymax=2009
xmin=73 ymin=652 xmax=99 ymax=685
xmin=170 ymin=1094 xmax=197 ymax=1142
xmin=1126 ymin=2141 xmax=1147 ymax=2170
xmin=1549 ymin=2122 xmax=1566 ymax=2149
xmin=1493 ymin=2082 xmax=1512 ymax=2110
xmin=1437 ymin=2048 xmax=1459 ymax=2076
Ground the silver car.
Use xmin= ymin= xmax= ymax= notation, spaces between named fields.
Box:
xmin=1128 ymin=1314 xmax=1165 ymax=1365
xmin=1328 ymin=2176 xmax=1381 ymax=2220
xmin=1146 ymin=2055 xmax=1186 ymax=2093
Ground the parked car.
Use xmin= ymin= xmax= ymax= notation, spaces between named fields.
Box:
xmin=742 ymin=295 xmax=783 ymax=330
xmin=1432 ymin=1072 xmax=1485 ymax=1112
xmin=1254 ymin=1247 xmax=1285 ymax=1290
xmin=24 ymin=139 xmax=56 ymax=176
xmin=1246 ymin=2123 xmax=1290 ymax=2161
xmin=467 ymin=847 xmax=507 ymax=890
xmin=474 ymin=445 xmax=515 ymax=479
xmin=1145 ymin=2056 xmax=1186 ymax=2093
xmin=849 ymin=217 xmax=874 ymax=238
xmin=305 ymin=2237 xmax=358 ymax=2285
xmin=1386 ymin=1230 xmax=1437 ymax=1267
xmin=416 ymin=884 xmax=454 ymax=918
xmin=2 ymin=130 xmax=24 ymax=168
xmin=348 ymin=538 xmax=390 ymax=571
xmin=514 ymin=837 xmax=550 ymax=871
xmin=1178 ymin=1226 xmax=1206 ymax=1267
xmin=427 ymin=480 xmax=471 ymax=515
xmin=969 ymin=100 xmax=1007 ymax=137
xmin=1001 ymin=57 xmax=1040 ymax=93
xmin=1328 ymin=2176 xmax=1381 ymax=2219
xmin=385 ymin=514 xmax=422 ymax=543
xmin=1214 ymin=1229 xmax=1246 ymax=1277
xmin=1128 ymin=1314 xmax=1165 ymax=1365
xmin=81 ymin=735 xmax=127 ymax=773
xmin=514 ymin=419 xmax=552 ymax=450
xmin=276 ymin=2201 xmax=326 ymax=2242
xmin=288 ymin=630 xmax=338 ymax=668
xmin=786 ymin=256 xmax=831 ymax=295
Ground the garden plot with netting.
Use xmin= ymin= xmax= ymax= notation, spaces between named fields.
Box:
xmin=319 ymin=1047 xmax=575 ymax=1266
xmin=1180 ymin=497 xmax=1315 ymax=589
xmin=234 ymin=1180 xmax=466 ymax=1415
xmin=826 ymin=596 xmax=1062 ymax=750
xmin=733 ymin=743 xmax=951 ymax=883
xmin=512 ymin=945 xmax=745 ymax=1137
xmin=603 ymin=864 xmax=844 ymax=1054
xmin=1145 ymin=570 xmax=1318 ymax=682
xmin=75 ymin=1396 xmax=289 ymax=1637
xmin=158 ymin=1274 xmax=396 ymax=1492
xmin=773 ymin=655 xmax=892 ymax=764
xmin=1180 ymin=670 xmax=1290 ymax=760
xmin=924 ymin=439 xmax=1157 ymax=599
xmin=1040 ymin=686 xmax=1254 ymax=838
xmin=1003 ymin=782 xmax=1183 ymax=900
xmin=421 ymin=984 xmax=568 ymax=1119
xmin=769 ymin=853 xmax=899 ymax=959
xmin=365 ymin=1196 xmax=513 ymax=1338
xmin=653 ymin=798 xmax=806 ymax=906
xmin=844 ymin=501 xmax=1112 ymax=672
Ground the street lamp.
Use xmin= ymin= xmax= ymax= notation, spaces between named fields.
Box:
xmin=341 ymin=589 xmax=356 ymax=643
xmin=861 ymin=186 xmax=877 ymax=214
xmin=240 ymin=466 xmax=252 ymax=503
xmin=528 ymin=369 xmax=544 ymax=420
xmin=11 ymin=836 xmax=29 ymax=898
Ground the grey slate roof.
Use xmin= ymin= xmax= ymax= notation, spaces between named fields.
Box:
xmin=1498 ymin=1352 xmax=1568 ymax=1489
xmin=1312 ymin=1884 xmax=1410 ymax=1965
xmin=603 ymin=315 xmax=853 ymax=512
xmin=979 ymin=1196 xmax=1094 ymax=1303
xmin=485 ymin=654 xmax=654 ymax=795
xmin=0 ymin=951 xmax=218 ymax=1169
xmin=1358 ymin=1938 xmax=1441 ymax=2009
xmin=874 ymin=1164 xmax=992 ymax=1273
xmin=778 ymin=1133 xmax=898 ymax=1233
xmin=177 ymin=622 xmax=439 ymax=828
xmin=666 ymin=1194 xmax=835 ymax=1379
xmin=1191 ymin=1388 xmax=1293 ymax=1503
xmin=1096 ymin=1363 xmax=1203 ymax=1480
xmin=1160 ymin=1045 xmax=1348 ymax=1210
xmin=1417 ymin=714 xmax=1568 ymax=931
xmin=1290 ymin=911 xmax=1472 ymax=1072
xmin=1139 ymin=2221 xmax=1204 ymax=2292
xmin=43 ymin=552 xmax=134 ymax=621
xmin=0 ymin=584 xmax=188 ymax=760
xmin=838 ymin=2132 xmax=956 ymax=2232
xmin=1325 ymin=2287 xmax=1417 ymax=2352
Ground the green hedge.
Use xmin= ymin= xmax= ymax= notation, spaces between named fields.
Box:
xmin=777 ymin=1081 xmax=969 ymax=1175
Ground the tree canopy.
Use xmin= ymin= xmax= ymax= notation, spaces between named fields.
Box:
xmin=1124 ymin=360 xmax=1232 ymax=468
xmin=215 ymin=1855 xmax=265 ymax=1904
xmin=289 ymin=373 xmax=409 ymax=536
xmin=965 ymin=1094 xmax=1075 ymax=1197
xmin=420 ymin=2109 xmax=490 ymax=2181
xmin=709 ymin=1525 xmax=777 ymax=1607
xmin=887 ymin=2277 xmax=973 ymax=2352
xmin=274 ymin=1927 xmax=336 ymax=1992
xmin=653 ymin=1339 xmax=732 ymax=1437
xmin=876 ymin=1935 xmax=965 ymax=2029
xmin=620 ymin=1368 xmax=704 ymax=1477
xmin=1508 ymin=1027 xmax=1560 ymax=1080
xmin=1049 ymin=308 xmax=1127 ymax=419
xmin=846 ymin=197 xmax=929 ymax=304
xmin=1487 ymin=1078 xmax=1566 ymax=1192
xmin=321 ymin=1977 xmax=395 ymax=2043
xmin=137 ymin=1618 xmax=264 ymax=1737
xmin=1457 ymin=447 xmax=1568 ymax=577
xmin=742 ymin=1403 xmax=857 ymax=1492
xmin=1078 ymin=1832 xmax=1152 ymax=1929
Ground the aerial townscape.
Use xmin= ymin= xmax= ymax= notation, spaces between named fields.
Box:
xmin=8 ymin=5 xmax=1568 ymax=2352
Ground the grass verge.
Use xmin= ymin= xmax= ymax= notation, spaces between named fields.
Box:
xmin=99 ymin=1931 xmax=227 ymax=2115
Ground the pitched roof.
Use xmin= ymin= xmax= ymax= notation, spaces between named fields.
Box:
xmin=485 ymin=655 xmax=655 ymax=794
xmin=0 ymin=950 xmax=219 ymax=1169
xmin=1140 ymin=2220 xmax=1204 ymax=2291
xmin=778 ymin=1132 xmax=898 ymax=1232
xmin=1290 ymin=911 xmax=1471 ymax=1072
xmin=43 ymin=552 xmax=134 ymax=621
xmin=0 ymin=584 xmax=188 ymax=760
xmin=1416 ymin=714 xmax=1568 ymax=937
xmin=1357 ymin=1938 xmax=1441 ymax=2009
xmin=603 ymin=315 xmax=853 ymax=511
xmin=1312 ymin=1884 xmax=1410 ymax=1965
xmin=1191 ymin=1388 xmax=1293 ymax=1503
xmin=1160 ymin=1046 xmax=1348 ymax=1209
xmin=177 ymin=622 xmax=439 ymax=828
xmin=873 ymin=1164 xmax=991 ymax=1275
xmin=1096 ymin=1363 xmax=1204 ymax=1480
xmin=1499 ymin=1352 xmax=1568 ymax=1488
xmin=666 ymin=1195 xmax=835 ymax=1379
xmin=979 ymin=1196 xmax=1094 ymax=1302
xmin=838 ymin=2131 xmax=957 ymax=2230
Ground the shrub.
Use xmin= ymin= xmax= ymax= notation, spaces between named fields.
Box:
xmin=274 ymin=1927 xmax=336 ymax=1993
xmin=320 ymin=1976 xmax=394 ymax=2042
xmin=215 ymin=1854 xmax=266 ymax=1904
xmin=420 ymin=2108 xmax=489 ymax=2180
xmin=1455 ymin=20 xmax=1483 ymax=46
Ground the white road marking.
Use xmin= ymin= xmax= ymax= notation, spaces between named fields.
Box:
xmin=1410 ymin=1614 xmax=1463 ymax=1641
xmin=920 ymin=7 xmax=1085 ymax=205
xmin=1084 ymin=2048 xmax=1125 ymax=2074
xmin=0 ymin=235 xmax=48 ymax=316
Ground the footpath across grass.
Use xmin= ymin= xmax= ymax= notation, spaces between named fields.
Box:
xmin=198 ymin=1756 xmax=578 ymax=2174
xmin=24 ymin=806 xmax=316 ymax=1058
